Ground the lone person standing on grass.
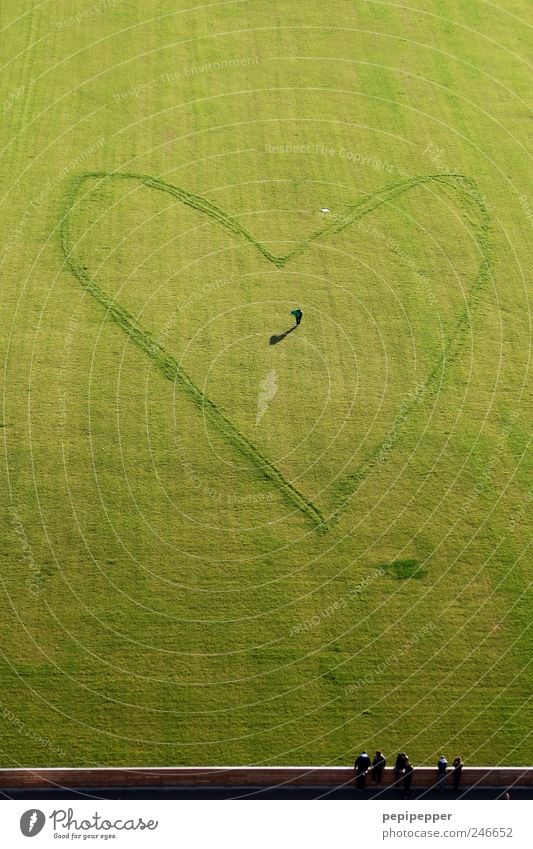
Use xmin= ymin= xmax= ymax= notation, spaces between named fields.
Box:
xmin=291 ymin=307 xmax=303 ymax=326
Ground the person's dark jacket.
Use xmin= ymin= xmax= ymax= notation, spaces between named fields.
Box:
xmin=373 ymin=753 xmax=386 ymax=770
xmin=394 ymin=753 xmax=406 ymax=776
xmin=403 ymin=762 xmax=414 ymax=790
xmin=355 ymin=753 xmax=371 ymax=774
xmin=452 ymin=761 xmax=463 ymax=788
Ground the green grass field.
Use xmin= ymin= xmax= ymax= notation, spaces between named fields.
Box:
xmin=1 ymin=1 xmax=531 ymax=768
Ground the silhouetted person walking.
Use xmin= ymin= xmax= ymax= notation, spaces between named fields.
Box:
xmin=354 ymin=751 xmax=371 ymax=790
xmin=291 ymin=308 xmax=303 ymax=326
xmin=452 ymin=757 xmax=464 ymax=792
xmin=437 ymin=755 xmax=448 ymax=791
xmin=372 ymin=751 xmax=386 ymax=786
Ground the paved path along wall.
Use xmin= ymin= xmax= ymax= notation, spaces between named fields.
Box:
xmin=0 ymin=766 xmax=531 ymax=791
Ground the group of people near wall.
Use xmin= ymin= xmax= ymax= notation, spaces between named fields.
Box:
xmin=353 ymin=751 xmax=464 ymax=795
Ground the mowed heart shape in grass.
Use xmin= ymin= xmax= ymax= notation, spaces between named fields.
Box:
xmin=60 ymin=171 xmax=491 ymax=531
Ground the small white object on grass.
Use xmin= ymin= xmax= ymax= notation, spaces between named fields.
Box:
xmin=321 ymin=207 xmax=330 ymax=214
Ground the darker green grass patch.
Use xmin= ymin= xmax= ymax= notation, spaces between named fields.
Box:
xmin=378 ymin=559 xmax=427 ymax=581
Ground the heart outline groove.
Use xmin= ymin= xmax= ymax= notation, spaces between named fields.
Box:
xmin=60 ymin=171 xmax=492 ymax=532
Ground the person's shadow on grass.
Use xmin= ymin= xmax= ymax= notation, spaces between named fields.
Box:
xmin=269 ymin=325 xmax=297 ymax=345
